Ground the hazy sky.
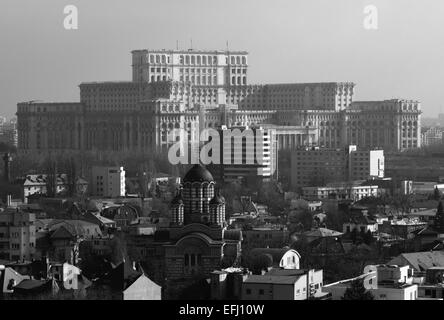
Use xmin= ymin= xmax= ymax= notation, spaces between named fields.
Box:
xmin=1 ymin=0 xmax=443 ymax=118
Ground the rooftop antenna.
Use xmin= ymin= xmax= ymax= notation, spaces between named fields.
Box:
xmin=176 ymin=40 xmax=179 ymax=50
xmin=226 ymin=40 xmax=229 ymax=52
xmin=190 ymin=38 xmax=193 ymax=50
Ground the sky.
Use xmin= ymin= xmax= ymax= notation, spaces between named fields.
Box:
xmin=0 ymin=0 xmax=443 ymax=119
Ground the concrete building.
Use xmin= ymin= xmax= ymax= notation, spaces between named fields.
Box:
xmin=131 ymin=49 xmax=248 ymax=87
xmin=417 ymin=267 xmax=444 ymax=299
xmin=291 ymin=145 xmax=384 ymax=189
xmin=0 ymin=119 xmax=18 ymax=147
xmin=242 ymin=226 xmax=289 ymax=250
xmin=242 ymin=268 xmax=325 ymax=300
xmin=323 ymin=265 xmax=419 ymax=300
xmin=301 ymin=185 xmax=379 ymax=201
xmin=421 ymin=127 xmax=443 ymax=147
xmin=208 ymin=125 xmax=277 ymax=184
xmin=16 ymin=49 xmax=421 ymax=158
xmin=22 ymin=174 xmax=88 ymax=201
xmin=411 ymin=182 xmax=444 ymax=195
xmin=0 ymin=209 xmax=36 ymax=261
xmin=44 ymin=220 xmax=102 ymax=264
xmin=387 ymin=251 xmax=444 ymax=273
xmin=91 ymin=166 xmax=126 ymax=198
xmin=343 ymin=215 xmax=378 ymax=234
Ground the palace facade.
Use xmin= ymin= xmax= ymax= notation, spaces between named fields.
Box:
xmin=16 ymin=49 xmax=422 ymax=157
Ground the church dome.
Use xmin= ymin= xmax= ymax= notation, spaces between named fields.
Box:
xmin=210 ymin=194 xmax=225 ymax=205
xmin=183 ymin=164 xmax=214 ymax=183
xmin=171 ymin=192 xmax=183 ymax=205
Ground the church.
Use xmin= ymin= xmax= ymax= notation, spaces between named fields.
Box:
xmin=135 ymin=164 xmax=242 ymax=282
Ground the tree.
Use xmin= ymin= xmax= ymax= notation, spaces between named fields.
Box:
xmin=341 ymin=279 xmax=374 ymax=300
xmin=435 ymin=201 xmax=444 ymax=233
xmin=364 ymin=230 xmax=374 ymax=245
xmin=44 ymin=157 xmax=58 ymax=198
xmin=65 ymin=157 xmax=77 ymax=197
xmin=350 ymin=228 xmax=358 ymax=244
xmin=434 ymin=187 xmax=442 ymax=201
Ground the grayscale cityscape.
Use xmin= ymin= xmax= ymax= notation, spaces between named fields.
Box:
xmin=1 ymin=0 xmax=444 ymax=303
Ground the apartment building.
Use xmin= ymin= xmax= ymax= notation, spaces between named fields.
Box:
xmin=0 ymin=209 xmax=36 ymax=261
xmin=291 ymin=145 xmax=384 ymax=189
xmin=91 ymin=166 xmax=126 ymax=197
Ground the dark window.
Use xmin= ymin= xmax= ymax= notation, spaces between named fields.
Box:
xmin=246 ymin=289 xmax=251 ymax=295
xmin=259 ymin=289 xmax=264 ymax=295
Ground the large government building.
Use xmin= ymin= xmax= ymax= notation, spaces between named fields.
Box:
xmin=16 ymin=48 xmax=422 ymax=157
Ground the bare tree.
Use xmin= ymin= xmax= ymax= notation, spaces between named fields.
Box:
xmin=45 ymin=156 xmax=57 ymax=197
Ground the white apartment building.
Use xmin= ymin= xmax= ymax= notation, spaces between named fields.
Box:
xmin=91 ymin=166 xmax=126 ymax=198
xmin=208 ymin=125 xmax=277 ymax=184
xmin=421 ymin=127 xmax=443 ymax=147
xmin=323 ymin=265 xmax=419 ymax=300
xmin=22 ymin=174 xmax=88 ymax=201
xmin=291 ymin=145 xmax=384 ymax=189
xmin=348 ymin=146 xmax=385 ymax=180
xmin=0 ymin=209 xmax=36 ymax=261
xmin=302 ymin=185 xmax=379 ymax=201
xmin=242 ymin=268 xmax=325 ymax=300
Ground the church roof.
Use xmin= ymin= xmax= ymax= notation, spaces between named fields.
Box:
xmin=183 ymin=164 xmax=214 ymax=183
xmin=210 ymin=194 xmax=225 ymax=205
xmin=171 ymin=192 xmax=183 ymax=205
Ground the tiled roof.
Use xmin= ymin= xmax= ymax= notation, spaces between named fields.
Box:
xmin=23 ymin=174 xmax=87 ymax=186
xmin=389 ymin=251 xmax=444 ymax=271
xmin=48 ymin=220 xmax=102 ymax=238
xmin=304 ymin=228 xmax=343 ymax=238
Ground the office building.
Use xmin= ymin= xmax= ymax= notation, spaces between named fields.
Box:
xmin=91 ymin=166 xmax=126 ymax=197
xmin=0 ymin=209 xmax=36 ymax=261
xmin=291 ymin=145 xmax=384 ymax=189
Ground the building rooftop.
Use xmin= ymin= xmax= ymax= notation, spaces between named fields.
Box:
xmin=131 ymin=49 xmax=249 ymax=54
xmin=183 ymin=164 xmax=214 ymax=183
xmin=244 ymin=275 xmax=300 ymax=285
xmin=388 ymin=251 xmax=444 ymax=271
xmin=303 ymin=228 xmax=343 ymax=238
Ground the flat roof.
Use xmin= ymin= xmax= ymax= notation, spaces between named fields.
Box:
xmin=131 ymin=49 xmax=248 ymax=54
xmin=244 ymin=275 xmax=300 ymax=284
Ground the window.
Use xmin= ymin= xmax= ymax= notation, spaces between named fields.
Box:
xmin=246 ymin=289 xmax=251 ymax=295
xmin=259 ymin=289 xmax=264 ymax=295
